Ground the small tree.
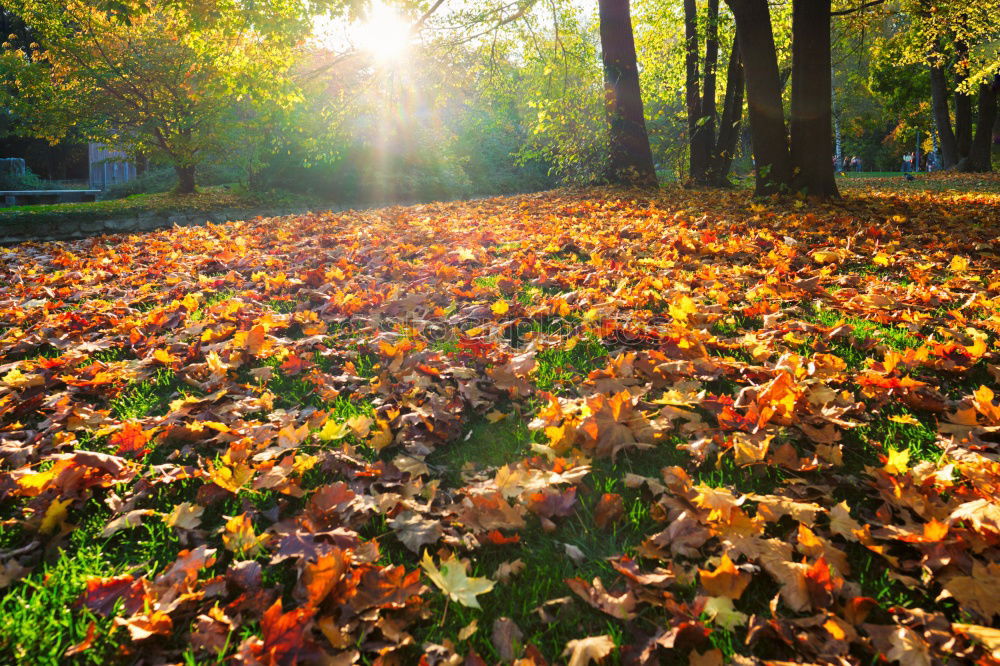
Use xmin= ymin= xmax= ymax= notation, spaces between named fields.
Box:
xmin=0 ymin=1 xmax=308 ymax=193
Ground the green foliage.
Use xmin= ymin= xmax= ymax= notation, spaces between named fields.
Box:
xmin=102 ymin=165 xmax=244 ymax=199
xmin=0 ymin=165 xmax=54 ymax=190
xmin=0 ymin=0 xmax=316 ymax=189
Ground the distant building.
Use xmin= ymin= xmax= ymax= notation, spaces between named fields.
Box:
xmin=89 ymin=143 xmax=137 ymax=190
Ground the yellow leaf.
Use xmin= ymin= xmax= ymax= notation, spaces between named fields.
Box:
xmin=702 ymin=596 xmax=748 ymax=629
xmin=40 ymin=498 xmax=72 ymax=534
xmin=221 ymin=513 xmax=266 ymax=556
xmin=153 ymin=348 xmax=179 ymax=365
xmin=873 ymin=252 xmax=891 ymax=267
xmin=369 ymin=420 xmax=393 ymax=451
xmin=318 ymin=419 xmax=351 ymax=441
xmin=486 ymin=410 xmax=507 ymax=423
xmin=884 ymin=447 xmax=910 ymax=475
xmin=347 ymin=415 xmax=373 ymax=438
xmin=164 ymin=502 xmax=204 ymax=530
xmin=207 ymin=461 xmax=255 ymax=494
xmin=421 ymin=551 xmax=494 ymax=609
xmin=491 ymin=299 xmax=510 ymax=316
xmin=888 ymin=414 xmax=922 ymax=427
xmin=949 ymin=255 xmax=969 ymax=272
xmin=181 ymin=293 xmax=200 ymax=311
xmin=668 ymin=294 xmax=697 ymax=322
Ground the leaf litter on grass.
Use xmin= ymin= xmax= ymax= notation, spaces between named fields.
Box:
xmin=0 ymin=182 xmax=999 ymax=664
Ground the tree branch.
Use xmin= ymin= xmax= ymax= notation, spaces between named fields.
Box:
xmin=831 ymin=0 xmax=886 ymax=17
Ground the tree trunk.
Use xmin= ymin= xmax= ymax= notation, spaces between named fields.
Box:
xmin=701 ymin=0 xmax=720 ymax=141
xmin=960 ymin=83 xmax=997 ymax=172
xmin=174 ymin=165 xmax=196 ymax=194
xmin=955 ymin=91 xmax=973 ymax=159
xmin=929 ymin=64 xmax=958 ymax=168
xmin=598 ymin=0 xmax=658 ymax=188
xmin=708 ymin=38 xmax=745 ymax=186
xmin=789 ymin=0 xmax=838 ymax=198
xmin=725 ymin=0 xmax=791 ymax=195
xmin=683 ymin=0 xmax=711 ymax=184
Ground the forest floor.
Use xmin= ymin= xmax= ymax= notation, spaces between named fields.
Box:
xmin=1 ymin=175 xmax=999 ymax=665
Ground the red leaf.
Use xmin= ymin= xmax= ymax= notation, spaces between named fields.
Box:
xmin=261 ymin=598 xmax=314 ymax=666
xmin=110 ymin=422 xmax=151 ymax=457
xmin=77 ymin=574 xmax=146 ymax=616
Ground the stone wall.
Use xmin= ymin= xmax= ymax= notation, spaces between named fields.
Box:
xmin=0 ymin=207 xmax=317 ymax=245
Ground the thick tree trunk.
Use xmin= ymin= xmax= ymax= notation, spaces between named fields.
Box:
xmin=174 ymin=165 xmax=196 ymax=195
xmin=683 ymin=0 xmax=710 ymax=184
xmin=598 ymin=0 xmax=658 ymax=188
xmin=708 ymin=39 xmax=745 ymax=186
xmin=960 ymin=83 xmax=997 ymax=172
xmin=955 ymin=91 xmax=973 ymax=159
xmin=789 ymin=0 xmax=838 ymax=198
xmin=701 ymin=0 xmax=720 ymax=138
xmin=929 ymin=64 xmax=959 ymax=168
xmin=725 ymin=0 xmax=791 ymax=195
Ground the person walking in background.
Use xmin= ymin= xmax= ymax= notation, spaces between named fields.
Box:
xmin=902 ymin=152 xmax=912 ymax=172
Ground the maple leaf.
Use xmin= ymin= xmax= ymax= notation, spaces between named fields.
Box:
xmin=494 ymin=559 xmax=526 ymax=583
xmin=115 ymin=611 xmax=173 ymax=641
xmin=885 ymin=625 xmax=932 ymax=666
xmin=884 ymin=447 xmax=910 ymax=475
xmin=205 ymin=460 xmax=255 ymax=494
xmin=260 ymin=598 xmax=314 ymax=665
xmin=578 ymin=391 xmax=653 ymax=459
xmin=565 ymin=577 xmax=637 ymax=620
xmin=317 ymin=418 xmax=351 ymax=441
xmin=561 ymin=635 xmax=615 ymax=666
xmin=77 ymin=574 xmax=146 ymax=616
xmin=39 ymin=497 xmax=72 ymax=534
xmin=368 ymin=420 xmax=394 ymax=451
xmin=109 ymin=422 xmax=151 ymax=457
xmin=221 ymin=513 xmax=268 ymax=557
xmin=491 ymin=617 xmax=523 ymax=662
xmin=941 ymin=561 xmax=1000 ymax=619
xmin=699 ymin=553 xmax=751 ymax=600
xmin=828 ymin=501 xmax=862 ymax=539
xmin=101 ymin=509 xmax=154 ymax=538
xmin=237 ymin=324 xmax=268 ymax=356
xmin=420 ymin=551 xmax=494 ymax=609
xmin=164 ymin=502 xmax=204 ymax=530
xmin=594 ymin=493 xmax=624 ymax=530
xmin=702 ymin=596 xmax=748 ymax=630
xmin=298 ymin=548 xmax=353 ymax=608
xmin=389 ymin=510 xmax=444 ymax=553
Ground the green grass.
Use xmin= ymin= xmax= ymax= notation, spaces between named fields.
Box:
xmin=535 ymin=335 xmax=610 ymax=394
xmin=0 ymin=546 xmax=126 ymax=665
xmin=109 ymin=368 xmax=185 ymax=420
xmin=427 ymin=415 xmax=532 ymax=485
xmin=802 ymin=304 xmax=923 ymax=369
xmin=0 ymin=186 xmax=314 ymax=228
